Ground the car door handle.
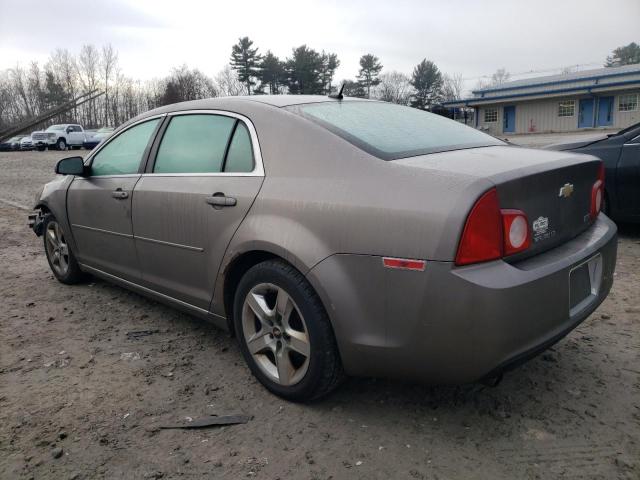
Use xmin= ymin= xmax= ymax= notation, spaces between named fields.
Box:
xmin=206 ymin=194 xmax=236 ymax=207
xmin=111 ymin=189 xmax=129 ymax=199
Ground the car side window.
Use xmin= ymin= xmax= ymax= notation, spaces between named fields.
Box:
xmin=90 ymin=119 xmax=160 ymax=176
xmin=224 ymin=122 xmax=255 ymax=173
xmin=154 ymin=114 xmax=236 ymax=173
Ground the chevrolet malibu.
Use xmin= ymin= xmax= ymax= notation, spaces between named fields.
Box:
xmin=29 ymin=95 xmax=617 ymax=401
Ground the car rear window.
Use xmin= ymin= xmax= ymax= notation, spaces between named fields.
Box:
xmin=288 ymin=101 xmax=504 ymax=160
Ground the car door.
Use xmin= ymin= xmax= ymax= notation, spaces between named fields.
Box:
xmin=67 ymin=117 xmax=162 ymax=281
xmin=132 ymin=111 xmax=264 ymax=310
xmin=617 ymin=134 xmax=640 ymax=216
xmin=72 ymin=125 xmax=85 ymax=145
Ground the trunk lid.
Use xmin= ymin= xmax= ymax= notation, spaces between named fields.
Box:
xmin=395 ymin=145 xmax=601 ymax=261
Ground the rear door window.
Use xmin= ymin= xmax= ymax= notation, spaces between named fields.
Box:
xmin=224 ymin=122 xmax=254 ymax=173
xmin=154 ymin=114 xmax=236 ymax=173
xmin=90 ymin=118 xmax=160 ymax=176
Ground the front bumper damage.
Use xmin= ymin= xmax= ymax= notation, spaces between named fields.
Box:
xmin=28 ymin=209 xmax=45 ymax=236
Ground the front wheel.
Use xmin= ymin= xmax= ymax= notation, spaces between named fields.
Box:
xmin=233 ymin=260 xmax=344 ymax=401
xmin=57 ymin=139 xmax=67 ymax=151
xmin=43 ymin=214 xmax=84 ymax=284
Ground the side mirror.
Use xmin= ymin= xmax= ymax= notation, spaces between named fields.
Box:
xmin=66 ymin=127 xmax=73 ymax=133
xmin=55 ymin=156 xmax=86 ymax=176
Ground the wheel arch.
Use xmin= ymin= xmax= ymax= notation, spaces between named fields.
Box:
xmin=220 ymin=248 xmax=311 ymax=336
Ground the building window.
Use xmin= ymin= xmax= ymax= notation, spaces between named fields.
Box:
xmin=619 ymin=94 xmax=638 ymax=112
xmin=484 ymin=108 xmax=498 ymax=123
xmin=558 ymin=100 xmax=575 ymax=117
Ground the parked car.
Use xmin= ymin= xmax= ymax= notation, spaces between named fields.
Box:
xmin=0 ymin=136 xmax=22 ymax=151
xmin=83 ymin=127 xmax=114 ymax=149
xmin=20 ymin=135 xmax=33 ymax=150
xmin=29 ymin=96 xmax=617 ymax=401
xmin=545 ymin=122 xmax=640 ymax=223
xmin=32 ymin=124 xmax=87 ymax=151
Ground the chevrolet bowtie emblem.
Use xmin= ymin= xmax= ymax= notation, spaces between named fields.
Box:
xmin=558 ymin=183 xmax=574 ymax=198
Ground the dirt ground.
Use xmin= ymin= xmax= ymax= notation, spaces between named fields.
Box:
xmin=1 ymin=150 xmax=639 ymax=480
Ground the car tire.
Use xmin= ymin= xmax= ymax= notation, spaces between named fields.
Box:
xmin=43 ymin=214 xmax=84 ymax=285
xmin=233 ymin=259 xmax=344 ymax=402
xmin=57 ymin=139 xmax=67 ymax=151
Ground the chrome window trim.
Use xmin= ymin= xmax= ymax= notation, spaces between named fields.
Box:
xmin=624 ymin=134 xmax=640 ymax=146
xmin=150 ymin=109 xmax=265 ymax=177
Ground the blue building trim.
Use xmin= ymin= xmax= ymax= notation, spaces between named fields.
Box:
xmin=443 ymin=79 xmax=640 ymax=106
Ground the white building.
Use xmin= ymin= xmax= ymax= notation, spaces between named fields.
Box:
xmin=445 ymin=64 xmax=640 ymax=136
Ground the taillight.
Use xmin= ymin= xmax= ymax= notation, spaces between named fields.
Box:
xmin=455 ymin=188 xmax=503 ymax=266
xmin=590 ymin=162 xmax=605 ymax=220
xmin=455 ymin=188 xmax=531 ymax=266
xmin=501 ymin=209 xmax=530 ymax=256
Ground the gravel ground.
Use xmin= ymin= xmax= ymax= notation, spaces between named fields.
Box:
xmin=1 ymin=150 xmax=639 ymax=480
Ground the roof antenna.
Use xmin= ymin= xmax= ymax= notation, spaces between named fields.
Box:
xmin=328 ymin=83 xmax=345 ymax=100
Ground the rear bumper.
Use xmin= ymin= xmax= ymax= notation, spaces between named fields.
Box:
xmin=306 ymin=215 xmax=617 ymax=383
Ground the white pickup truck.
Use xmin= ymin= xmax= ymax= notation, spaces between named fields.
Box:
xmin=32 ymin=124 xmax=87 ymax=151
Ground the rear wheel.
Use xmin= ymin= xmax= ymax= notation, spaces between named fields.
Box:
xmin=233 ymin=260 xmax=344 ymax=401
xmin=43 ymin=214 xmax=84 ymax=284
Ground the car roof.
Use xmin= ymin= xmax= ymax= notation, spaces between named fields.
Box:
xmin=148 ymin=94 xmax=371 ymax=113
xmin=126 ymin=95 xmax=373 ymax=130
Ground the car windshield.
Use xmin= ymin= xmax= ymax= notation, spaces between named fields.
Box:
xmin=288 ymin=101 xmax=504 ymax=160
xmin=46 ymin=125 xmax=65 ymax=131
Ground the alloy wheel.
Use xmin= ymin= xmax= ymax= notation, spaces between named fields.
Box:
xmin=241 ymin=283 xmax=311 ymax=386
xmin=45 ymin=220 xmax=70 ymax=276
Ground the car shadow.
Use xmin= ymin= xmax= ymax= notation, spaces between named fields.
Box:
xmin=77 ymin=273 xmax=611 ymax=425
xmin=617 ymin=221 xmax=640 ymax=239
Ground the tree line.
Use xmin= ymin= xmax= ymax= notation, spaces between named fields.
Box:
xmin=0 ymin=40 xmax=636 ymax=131
xmin=226 ymin=36 xmax=464 ymax=109
xmin=0 ymin=38 xmax=465 ymax=131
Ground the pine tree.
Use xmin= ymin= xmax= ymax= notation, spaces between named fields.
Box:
xmin=356 ymin=54 xmax=383 ymax=98
xmin=258 ymin=51 xmax=286 ymax=95
xmin=605 ymin=42 xmax=640 ymax=67
xmin=285 ymin=45 xmax=325 ymax=94
xmin=230 ymin=37 xmax=261 ymax=95
xmin=410 ymin=59 xmax=443 ymax=110
xmin=319 ymin=52 xmax=340 ymax=94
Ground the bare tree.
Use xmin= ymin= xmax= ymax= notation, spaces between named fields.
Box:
xmin=77 ymin=44 xmax=100 ymax=126
xmin=373 ymin=71 xmax=413 ymax=105
xmin=10 ymin=64 xmax=32 ymax=118
xmin=215 ymin=65 xmax=244 ymax=96
xmin=101 ymin=44 xmax=118 ymax=126
xmin=441 ymin=73 xmax=464 ymax=102
xmin=47 ymin=48 xmax=78 ymax=120
xmin=475 ymin=68 xmax=512 ymax=90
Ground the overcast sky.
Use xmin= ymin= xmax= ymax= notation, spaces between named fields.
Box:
xmin=0 ymin=0 xmax=638 ymax=93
